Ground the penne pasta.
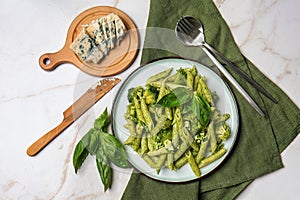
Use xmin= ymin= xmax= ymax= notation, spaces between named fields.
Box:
xmin=186 ymin=150 xmax=201 ymax=178
xmin=123 ymin=66 xmax=231 ymax=177
xmin=146 ymin=68 xmax=173 ymax=84
xmin=198 ymin=147 xmax=227 ymax=168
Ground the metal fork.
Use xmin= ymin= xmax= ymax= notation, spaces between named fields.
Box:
xmin=178 ymin=16 xmax=277 ymax=104
xmin=175 ymin=16 xmax=266 ymax=117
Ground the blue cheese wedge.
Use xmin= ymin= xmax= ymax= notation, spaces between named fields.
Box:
xmin=69 ymin=13 xmax=128 ymax=64
xmin=70 ymin=29 xmax=104 ymax=64
xmin=100 ymin=17 xmax=113 ymax=50
xmin=106 ymin=14 xmax=117 ymax=48
xmin=86 ymin=20 xmax=109 ymax=55
xmin=112 ymin=13 xmax=127 ymax=42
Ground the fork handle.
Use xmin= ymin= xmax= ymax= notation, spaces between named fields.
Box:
xmin=201 ymin=46 xmax=265 ymax=117
xmin=202 ymin=42 xmax=278 ymax=103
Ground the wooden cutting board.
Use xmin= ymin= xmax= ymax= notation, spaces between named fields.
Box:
xmin=39 ymin=6 xmax=139 ymax=77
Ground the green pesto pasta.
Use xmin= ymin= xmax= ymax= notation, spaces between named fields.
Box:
xmin=186 ymin=71 xmax=194 ymax=88
xmin=174 ymin=154 xmax=188 ymax=169
xmin=124 ymin=135 xmax=136 ymax=145
xmin=165 ymin=153 xmax=174 ymax=170
xmin=186 ymin=150 xmax=201 ymax=178
xmin=157 ymin=83 xmax=167 ymax=102
xmin=140 ymin=97 xmax=154 ymax=130
xmin=155 ymin=154 xmax=167 ymax=174
xmin=198 ymin=147 xmax=227 ymax=168
xmin=142 ymin=154 xmax=157 ymax=168
xmin=193 ymin=75 xmax=200 ymax=91
xmin=171 ymin=122 xmax=180 ymax=147
xmin=196 ymin=139 xmax=208 ymax=164
xmin=174 ymin=139 xmax=190 ymax=161
xmin=146 ymin=68 xmax=173 ymax=84
xmin=165 ymin=107 xmax=173 ymax=120
xmin=140 ymin=133 xmax=148 ymax=155
xmin=123 ymin=66 xmax=232 ymax=177
xmin=147 ymin=146 xmax=171 ymax=156
xmin=133 ymin=97 xmax=145 ymax=123
xmin=208 ymin=121 xmax=218 ymax=154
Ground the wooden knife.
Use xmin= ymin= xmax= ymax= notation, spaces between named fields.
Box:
xmin=27 ymin=78 xmax=121 ymax=156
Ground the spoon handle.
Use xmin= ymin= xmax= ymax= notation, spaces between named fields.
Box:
xmin=201 ymin=46 xmax=265 ymax=117
xmin=202 ymin=43 xmax=277 ymax=103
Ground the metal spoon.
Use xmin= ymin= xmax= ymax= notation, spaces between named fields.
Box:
xmin=175 ymin=16 xmax=265 ymax=117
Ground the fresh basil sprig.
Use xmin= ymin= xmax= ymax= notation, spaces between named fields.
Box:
xmin=192 ymin=94 xmax=211 ymax=126
xmin=157 ymin=87 xmax=192 ymax=107
xmin=94 ymin=108 xmax=110 ymax=131
xmin=73 ymin=108 xmax=129 ymax=191
xmin=99 ymin=131 xmax=129 ymax=168
xmin=158 ymin=87 xmax=211 ymax=126
xmin=73 ymin=138 xmax=89 ymax=174
xmin=96 ymin=147 xmax=112 ymax=191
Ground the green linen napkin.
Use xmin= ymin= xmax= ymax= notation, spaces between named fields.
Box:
xmin=122 ymin=0 xmax=300 ymax=199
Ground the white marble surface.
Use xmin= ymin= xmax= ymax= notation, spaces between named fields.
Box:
xmin=0 ymin=0 xmax=299 ymax=199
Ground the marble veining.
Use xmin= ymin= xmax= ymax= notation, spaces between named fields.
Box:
xmin=219 ymin=0 xmax=300 ymax=107
xmin=114 ymin=0 xmax=120 ymax=7
xmin=214 ymin=0 xmax=226 ymax=8
xmin=0 ymin=83 xmax=75 ymax=105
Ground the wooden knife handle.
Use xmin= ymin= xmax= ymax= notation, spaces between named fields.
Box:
xmin=26 ymin=117 xmax=73 ymax=156
xmin=26 ymin=78 xmax=120 ymax=157
xmin=26 ymin=88 xmax=93 ymax=157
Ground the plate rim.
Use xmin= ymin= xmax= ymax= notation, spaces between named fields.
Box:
xmin=111 ymin=56 xmax=239 ymax=183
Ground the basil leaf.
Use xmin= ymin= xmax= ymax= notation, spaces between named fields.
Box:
xmin=127 ymin=87 xmax=135 ymax=103
xmin=87 ymin=129 xmax=100 ymax=155
xmin=96 ymin=147 xmax=112 ymax=191
xmin=73 ymin=139 xmax=89 ymax=174
xmin=157 ymin=92 xmax=180 ymax=107
xmin=94 ymin=108 xmax=110 ymax=132
xmin=158 ymin=87 xmax=192 ymax=107
xmin=99 ymin=131 xmax=129 ymax=168
xmin=191 ymin=97 xmax=200 ymax=118
xmin=193 ymin=94 xmax=212 ymax=126
xmin=175 ymin=87 xmax=193 ymax=105
xmin=73 ymin=128 xmax=98 ymax=172
xmin=196 ymin=94 xmax=211 ymax=113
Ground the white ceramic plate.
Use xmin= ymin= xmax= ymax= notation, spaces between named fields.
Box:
xmin=112 ymin=58 xmax=239 ymax=182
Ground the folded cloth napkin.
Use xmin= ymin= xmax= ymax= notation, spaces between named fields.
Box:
xmin=122 ymin=0 xmax=300 ymax=199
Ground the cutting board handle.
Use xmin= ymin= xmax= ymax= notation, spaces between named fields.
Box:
xmin=39 ymin=46 xmax=72 ymax=71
